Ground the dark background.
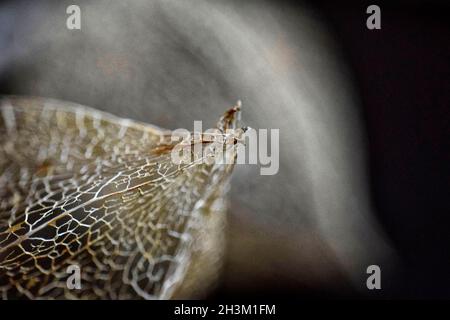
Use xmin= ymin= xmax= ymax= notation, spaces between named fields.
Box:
xmin=306 ymin=0 xmax=450 ymax=298
xmin=213 ymin=0 xmax=450 ymax=299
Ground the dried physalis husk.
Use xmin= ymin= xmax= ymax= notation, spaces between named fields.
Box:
xmin=0 ymin=96 xmax=241 ymax=300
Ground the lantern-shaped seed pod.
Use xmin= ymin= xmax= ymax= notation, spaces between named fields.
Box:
xmin=0 ymin=96 xmax=242 ymax=300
